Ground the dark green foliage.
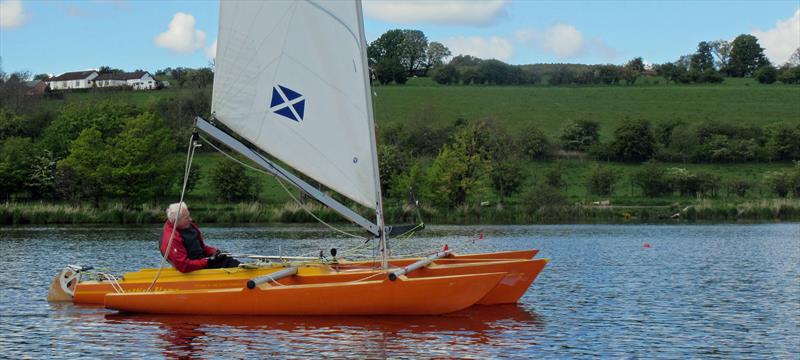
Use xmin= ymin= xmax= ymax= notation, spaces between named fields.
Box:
xmin=544 ymin=164 xmax=563 ymax=189
xmin=755 ymin=65 xmax=778 ymax=84
xmin=559 ymin=120 xmax=599 ymax=152
xmin=210 ymin=161 xmax=261 ymax=202
xmin=586 ymin=164 xmax=618 ymax=196
xmin=105 ymin=113 xmax=179 ymax=203
xmin=368 ymin=29 xmax=434 ymax=76
xmin=654 ymin=119 xmax=686 ymax=147
xmin=517 ymin=124 xmax=551 ymax=160
xmin=424 ymin=121 xmax=492 ymax=207
xmin=763 ymin=171 xmax=791 ymax=197
xmin=611 ymin=119 xmax=656 ymax=162
xmin=378 ymin=143 xmax=407 ymax=194
xmin=765 ymin=123 xmax=800 ymax=161
xmin=691 ymin=42 xmax=715 ymax=72
xmin=41 ymin=102 xmax=136 ymax=159
xmin=491 ymin=157 xmax=525 ymax=203
xmin=432 ymin=64 xmax=459 ymax=85
xmin=154 ymin=89 xmax=211 ymax=147
xmin=632 ymin=161 xmax=671 ymax=197
xmin=375 ymin=57 xmax=407 ymax=85
xmin=726 ymin=178 xmax=752 ymax=197
xmin=0 ymin=137 xmax=37 ymax=199
xmin=777 ymin=65 xmax=800 ymax=84
xmin=726 ymin=34 xmax=770 ymax=77
xmin=522 ymin=183 xmax=565 ymax=213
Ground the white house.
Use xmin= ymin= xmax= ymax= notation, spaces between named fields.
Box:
xmin=47 ymin=70 xmax=98 ymax=90
xmin=94 ymin=71 xmax=157 ymax=90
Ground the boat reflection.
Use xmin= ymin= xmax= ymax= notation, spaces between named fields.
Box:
xmin=103 ymin=305 xmax=544 ymax=358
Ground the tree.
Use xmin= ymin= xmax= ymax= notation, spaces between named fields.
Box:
xmin=754 ymin=65 xmax=778 ymax=84
xmin=517 ymin=124 xmax=551 ymax=160
xmin=210 ymin=161 xmax=261 ymax=202
xmin=727 ymin=34 xmax=770 ymax=77
xmin=374 ymin=57 xmax=406 ymax=85
xmin=787 ymin=48 xmax=800 ymax=66
xmin=559 ymin=120 xmax=599 ymax=151
xmin=368 ymin=29 xmax=429 ymax=76
xmin=632 ymin=161 xmax=671 ymax=197
xmin=611 ymin=119 xmax=656 ymax=162
xmin=432 ymin=64 xmax=459 ymax=84
xmin=0 ymin=137 xmax=37 ymax=199
xmin=623 ymin=57 xmax=645 ymax=85
xmin=105 ymin=113 xmax=179 ymax=203
xmin=777 ymin=64 xmax=800 ymax=84
xmin=58 ymin=127 xmax=111 ymax=206
xmin=378 ymin=143 xmax=407 ymax=194
xmin=423 ymin=42 xmax=451 ymax=75
xmin=33 ymin=73 xmax=50 ymax=81
xmin=425 ymin=122 xmax=492 ymax=207
xmin=41 ymin=102 xmax=134 ymax=159
xmin=586 ymin=164 xmax=618 ymax=196
xmin=709 ymin=40 xmax=732 ymax=70
xmin=765 ymin=123 xmax=800 ymax=160
xmin=491 ymin=157 xmax=525 ymax=203
xmin=690 ymin=42 xmax=715 ymax=71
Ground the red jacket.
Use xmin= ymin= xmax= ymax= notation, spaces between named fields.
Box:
xmin=161 ymin=221 xmax=217 ymax=273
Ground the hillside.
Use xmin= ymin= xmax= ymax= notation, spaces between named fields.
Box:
xmin=51 ymin=77 xmax=800 ymax=140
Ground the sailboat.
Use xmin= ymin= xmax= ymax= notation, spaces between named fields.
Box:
xmin=50 ymin=0 xmax=547 ymax=315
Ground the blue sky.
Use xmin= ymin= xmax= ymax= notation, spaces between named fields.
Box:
xmin=1 ymin=0 xmax=798 ymax=76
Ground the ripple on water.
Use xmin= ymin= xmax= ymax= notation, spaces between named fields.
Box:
xmin=0 ymin=224 xmax=798 ymax=358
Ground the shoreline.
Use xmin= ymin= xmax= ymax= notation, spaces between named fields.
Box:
xmin=2 ymin=200 xmax=798 ymax=226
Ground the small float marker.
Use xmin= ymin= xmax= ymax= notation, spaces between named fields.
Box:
xmin=643 ymin=243 xmax=652 ymax=249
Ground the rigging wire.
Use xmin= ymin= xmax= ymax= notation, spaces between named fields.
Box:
xmin=146 ymin=132 xmax=199 ymax=292
xmin=198 ymin=134 xmax=369 ymax=242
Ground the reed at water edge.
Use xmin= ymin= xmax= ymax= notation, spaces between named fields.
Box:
xmin=1 ymin=199 xmax=798 ymax=226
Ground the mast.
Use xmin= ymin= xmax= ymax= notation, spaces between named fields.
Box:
xmin=356 ymin=0 xmax=388 ymax=268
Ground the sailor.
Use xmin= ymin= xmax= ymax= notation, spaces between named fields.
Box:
xmin=160 ymin=202 xmax=241 ymax=272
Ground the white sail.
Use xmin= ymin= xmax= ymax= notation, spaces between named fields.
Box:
xmin=212 ymin=0 xmax=378 ymax=209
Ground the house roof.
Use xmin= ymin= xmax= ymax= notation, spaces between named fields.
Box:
xmin=95 ymin=71 xmax=151 ymax=81
xmin=49 ymin=71 xmax=97 ymax=81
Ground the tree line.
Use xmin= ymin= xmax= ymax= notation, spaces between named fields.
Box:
xmin=366 ymin=29 xmax=800 ymax=86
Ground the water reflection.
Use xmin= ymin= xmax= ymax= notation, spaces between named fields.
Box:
xmin=103 ymin=305 xmax=543 ymax=358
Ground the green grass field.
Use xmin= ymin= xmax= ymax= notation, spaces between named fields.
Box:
xmin=372 ymin=77 xmax=800 ymax=139
xmin=51 ymin=76 xmax=800 ymax=141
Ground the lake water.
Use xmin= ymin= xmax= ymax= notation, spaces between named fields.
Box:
xmin=1 ymin=223 xmax=798 ymax=358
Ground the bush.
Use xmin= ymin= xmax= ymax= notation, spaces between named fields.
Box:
xmin=522 ymin=183 xmax=565 ymax=213
xmin=632 ymin=161 xmax=671 ymax=197
xmin=777 ymin=65 xmax=800 ymax=84
xmin=517 ymin=124 xmax=550 ymax=160
xmin=559 ymin=120 xmax=599 ymax=152
xmin=210 ymin=161 xmax=261 ymax=202
xmin=763 ymin=171 xmax=790 ymax=197
xmin=585 ymin=164 xmax=618 ymax=196
xmin=611 ymin=118 xmax=656 ymax=162
xmin=754 ymin=65 xmax=778 ymax=84
xmin=432 ymin=64 xmax=459 ymax=85
xmin=491 ymin=158 xmax=525 ymax=202
xmin=726 ymin=178 xmax=752 ymax=197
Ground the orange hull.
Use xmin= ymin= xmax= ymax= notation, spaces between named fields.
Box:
xmin=72 ymin=250 xmax=543 ymax=305
xmin=104 ymin=272 xmax=507 ymax=315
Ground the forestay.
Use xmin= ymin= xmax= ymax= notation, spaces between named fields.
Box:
xmin=212 ymin=0 xmax=378 ymax=209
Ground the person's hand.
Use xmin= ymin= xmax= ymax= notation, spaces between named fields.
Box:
xmin=207 ymin=253 xmax=217 ymax=262
xmin=214 ymin=249 xmax=228 ymax=259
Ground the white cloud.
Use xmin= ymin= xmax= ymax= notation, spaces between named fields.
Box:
xmin=752 ymin=8 xmax=800 ymax=65
xmin=154 ymin=12 xmax=207 ymax=54
xmin=364 ymin=0 xmax=508 ymax=26
xmin=516 ymin=23 xmax=618 ymax=61
xmin=444 ymin=36 xmax=514 ymax=61
xmin=0 ymin=0 xmax=27 ymax=29
xmin=205 ymin=39 xmax=217 ymax=59
xmin=517 ymin=24 xmax=583 ymax=59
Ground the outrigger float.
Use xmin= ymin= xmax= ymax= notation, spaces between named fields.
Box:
xmin=49 ymin=0 xmax=548 ymax=316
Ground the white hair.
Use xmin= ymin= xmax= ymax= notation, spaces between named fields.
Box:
xmin=166 ymin=202 xmax=189 ymax=223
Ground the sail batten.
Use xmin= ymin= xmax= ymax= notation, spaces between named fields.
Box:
xmin=213 ymin=0 xmax=378 ymax=209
